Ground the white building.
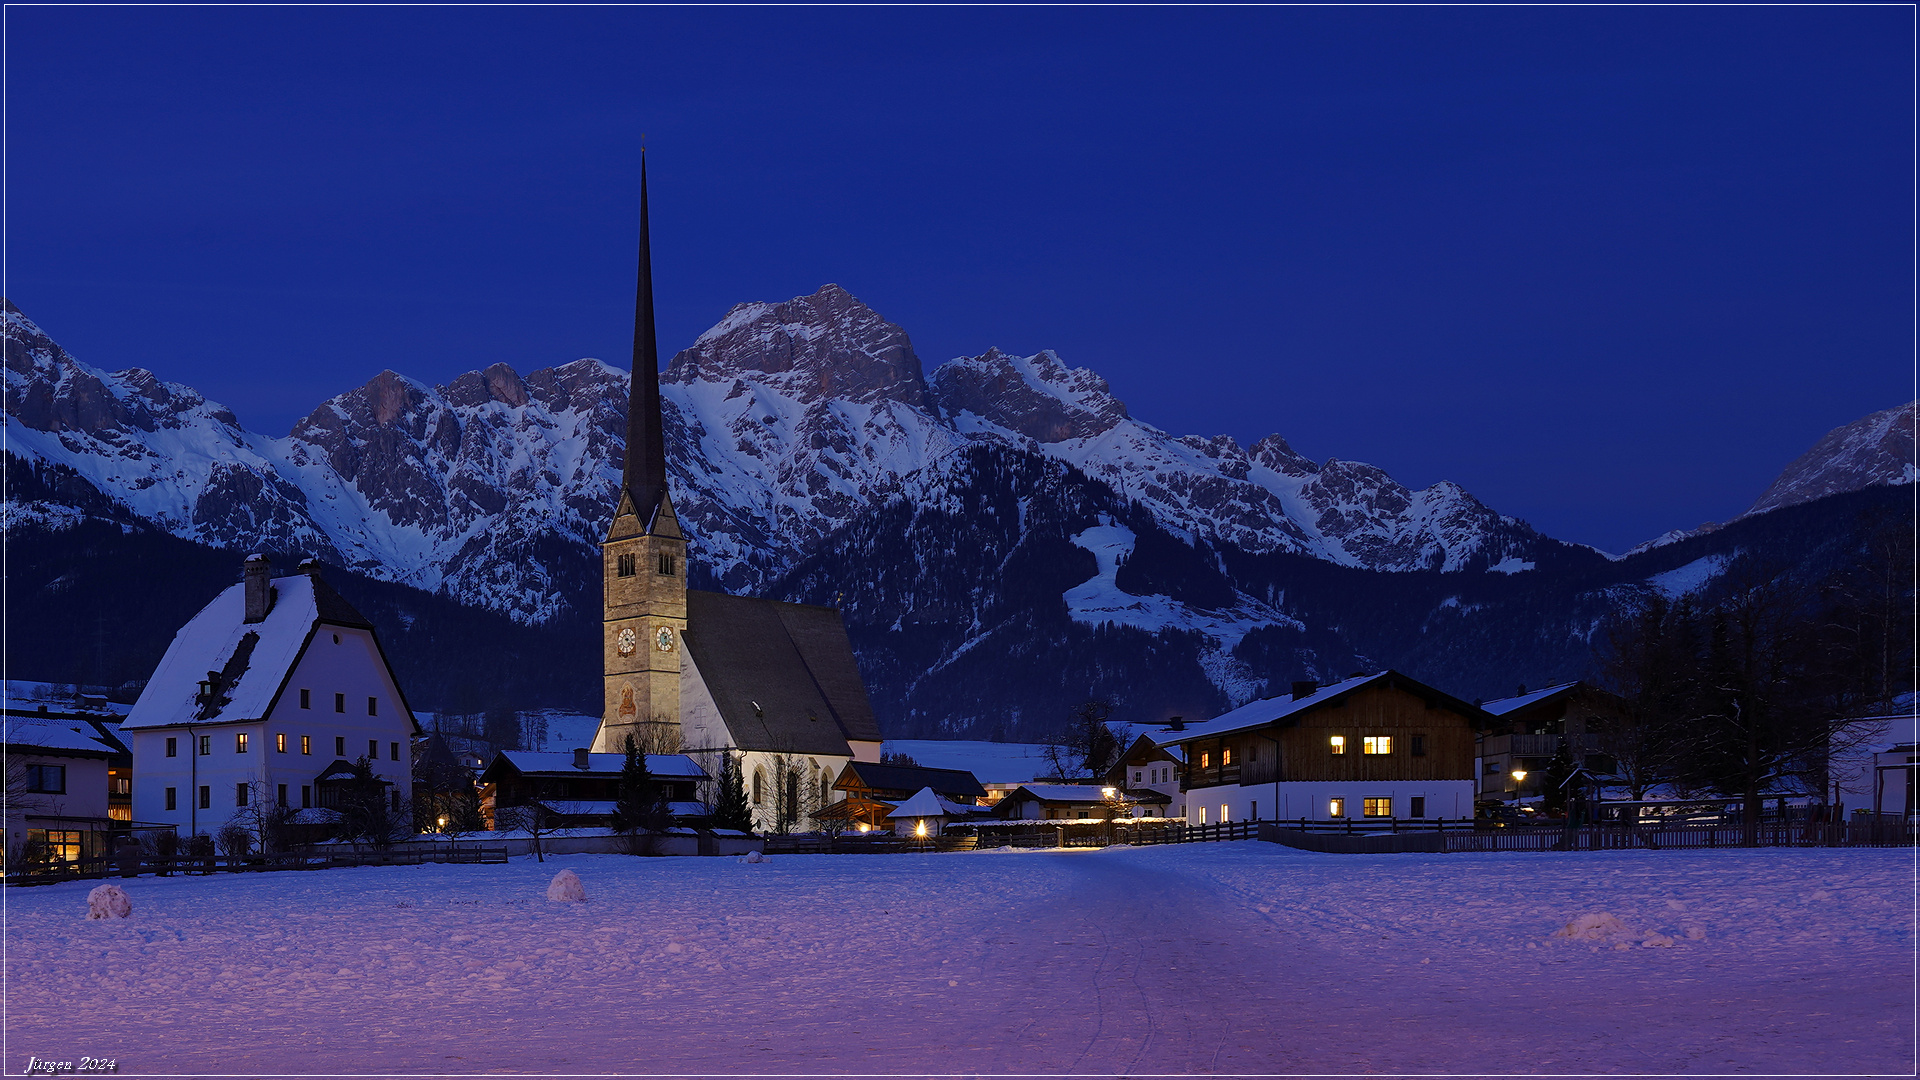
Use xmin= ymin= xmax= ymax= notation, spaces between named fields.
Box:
xmin=3 ymin=714 xmax=122 ymax=869
xmin=123 ymin=556 xmax=419 ymax=840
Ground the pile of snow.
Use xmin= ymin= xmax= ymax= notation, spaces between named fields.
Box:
xmin=739 ymin=850 xmax=767 ymax=864
xmin=86 ymin=884 xmax=132 ymax=919
xmin=1554 ymin=912 xmax=1629 ymax=940
xmin=544 ymin=869 xmax=585 ymax=902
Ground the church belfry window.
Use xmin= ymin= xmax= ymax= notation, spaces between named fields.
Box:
xmin=657 ymin=553 xmax=676 ymax=576
xmin=617 ymin=554 xmax=637 ymax=578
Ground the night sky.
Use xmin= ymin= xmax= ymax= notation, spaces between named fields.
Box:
xmin=7 ymin=7 xmax=1911 ymax=554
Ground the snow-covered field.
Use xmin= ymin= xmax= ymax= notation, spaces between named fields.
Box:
xmin=6 ymin=844 xmax=1911 ymax=1074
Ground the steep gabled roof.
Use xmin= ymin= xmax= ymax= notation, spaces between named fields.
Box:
xmin=839 ymin=761 xmax=987 ymax=800
xmin=1154 ymin=671 xmax=1489 ymax=746
xmin=886 ymin=787 xmax=974 ymax=819
xmin=123 ymin=572 xmax=406 ymax=731
xmin=3 ymin=715 xmax=117 ymax=756
xmin=1480 ymin=682 xmax=1583 ymax=717
xmin=682 ymin=590 xmax=881 ymax=757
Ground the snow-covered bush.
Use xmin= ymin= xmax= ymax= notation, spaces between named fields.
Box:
xmin=86 ymin=884 xmax=132 ymax=919
xmin=546 ymin=868 xmax=586 ymax=902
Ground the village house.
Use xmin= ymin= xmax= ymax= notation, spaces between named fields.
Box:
xmin=3 ymin=713 xmax=127 ymax=870
xmin=1475 ymin=681 xmax=1629 ymax=803
xmin=122 ymin=555 xmax=420 ymax=841
xmin=885 ymin=787 xmax=977 ymax=838
xmin=991 ymin=783 xmax=1123 ymax=821
xmin=478 ymin=748 xmax=707 ymax=829
xmin=817 ymin=760 xmax=988 ymax=832
xmin=1159 ymin=671 xmax=1482 ymax=823
xmin=1104 ymin=734 xmax=1185 ymax=817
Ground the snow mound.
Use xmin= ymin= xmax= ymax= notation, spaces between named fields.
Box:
xmin=86 ymin=884 xmax=132 ymax=919
xmin=1554 ymin=912 xmax=1630 ymax=940
xmin=545 ymin=869 xmax=586 ymax=902
xmin=739 ymin=850 xmax=768 ymax=864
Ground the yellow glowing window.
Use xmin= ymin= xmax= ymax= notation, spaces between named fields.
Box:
xmin=1222 ymin=747 xmax=1233 ymax=766
xmin=1363 ymin=736 xmax=1392 ymax=755
xmin=1329 ymin=736 xmax=1346 ymax=755
xmin=1328 ymin=798 xmax=1345 ymax=818
xmin=1363 ymin=797 xmax=1392 ymax=817
xmin=1200 ymin=751 xmax=1211 ymax=768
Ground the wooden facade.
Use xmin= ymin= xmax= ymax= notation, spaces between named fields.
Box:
xmin=1175 ymin=677 xmax=1479 ymax=792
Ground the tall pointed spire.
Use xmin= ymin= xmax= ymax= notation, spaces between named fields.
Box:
xmin=622 ymin=151 xmax=669 ymax=522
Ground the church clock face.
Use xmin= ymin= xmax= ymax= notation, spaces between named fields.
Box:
xmin=616 ymin=628 xmax=637 ymax=656
xmin=655 ymin=626 xmax=676 ymax=652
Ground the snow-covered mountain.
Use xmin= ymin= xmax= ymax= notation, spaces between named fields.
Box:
xmin=1747 ymin=400 xmax=1916 ymax=517
xmin=5 ymin=286 xmax=1561 ymax=623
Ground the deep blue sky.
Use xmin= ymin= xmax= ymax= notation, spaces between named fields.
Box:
xmin=7 ymin=7 xmax=1912 ymax=553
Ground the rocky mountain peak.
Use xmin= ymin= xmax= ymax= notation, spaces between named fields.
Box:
xmin=1746 ymin=400 xmax=1917 ymax=517
xmin=1249 ymin=433 xmax=1317 ymax=476
xmin=664 ymin=284 xmax=932 ymax=410
xmin=443 ymin=362 xmax=531 ymax=409
xmin=929 ymin=346 xmax=1130 ymax=443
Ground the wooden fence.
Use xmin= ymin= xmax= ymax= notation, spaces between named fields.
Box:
xmin=5 ymin=845 xmax=509 ymax=887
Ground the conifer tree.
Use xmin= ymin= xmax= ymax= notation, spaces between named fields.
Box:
xmin=612 ymin=733 xmax=655 ymax=834
xmin=711 ymin=751 xmax=753 ymax=833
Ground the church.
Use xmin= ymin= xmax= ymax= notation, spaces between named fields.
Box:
xmin=587 ymin=158 xmax=882 ymax=832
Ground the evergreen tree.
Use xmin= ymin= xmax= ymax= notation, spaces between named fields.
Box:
xmin=612 ymin=733 xmax=655 ymax=833
xmin=711 ymin=751 xmax=753 ymax=833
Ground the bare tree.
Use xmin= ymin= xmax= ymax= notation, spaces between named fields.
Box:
xmin=495 ymin=804 xmax=552 ymax=862
xmin=1042 ymin=700 xmax=1125 ymax=780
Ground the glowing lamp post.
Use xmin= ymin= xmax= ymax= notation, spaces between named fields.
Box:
xmin=914 ymin=819 xmax=928 ymax=838
xmin=1511 ymin=769 xmax=1528 ymax=804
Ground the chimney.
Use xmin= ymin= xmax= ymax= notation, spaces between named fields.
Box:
xmin=1291 ymin=680 xmax=1318 ymax=700
xmin=243 ymin=554 xmax=272 ymax=623
xmin=1167 ymin=715 xmax=1185 ymax=732
xmin=297 ymin=557 xmax=325 ymax=579
xmin=1517 ymin=684 xmax=1528 ymax=698
xmin=573 ymin=748 xmax=591 ymax=770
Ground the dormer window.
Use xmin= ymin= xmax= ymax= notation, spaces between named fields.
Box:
xmin=617 ymin=554 xmax=637 ymax=578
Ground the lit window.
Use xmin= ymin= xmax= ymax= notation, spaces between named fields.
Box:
xmin=1196 ymin=805 xmax=1207 ymax=824
xmin=1200 ymin=751 xmax=1211 ymax=768
xmin=1222 ymin=747 xmax=1233 ymax=766
xmin=1329 ymin=736 xmax=1346 ymax=755
xmin=1363 ymin=797 xmax=1391 ymax=818
xmin=235 ymin=732 xmax=249 ymax=753
xmin=1219 ymin=804 xmax=1230 ymax=822
xmin=276 ymin=732 xmax=286 ymax=753
xmin=1329 ymin=797 xmax=1346 ymax=818
xmin=302 ymin=735 xmax=312 ymax=755
xmin=1363 ymin=736 xmax=1392 ymax=755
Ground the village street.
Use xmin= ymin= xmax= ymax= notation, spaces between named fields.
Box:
xmin=5 ymin=843 xmax=1910 ymax=1075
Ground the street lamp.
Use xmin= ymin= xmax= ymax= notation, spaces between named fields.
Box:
xmin=1511 ymin=769 xmax=1528 ymax=805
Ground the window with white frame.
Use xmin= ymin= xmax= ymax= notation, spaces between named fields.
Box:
xmin=1363 ymin=736 xmax=1392 ymax=755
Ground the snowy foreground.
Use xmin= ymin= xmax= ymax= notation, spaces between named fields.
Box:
xmin=6 ymin=843 xmax=1912 ymax=1075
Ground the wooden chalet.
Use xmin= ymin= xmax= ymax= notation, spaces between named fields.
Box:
xmin=1476 ymin=681 xmax=1630 ymax=802
xmin=478 ymin=748 xmax=707 ymax=829
xmin=1158 ymin=671 xmax=1485 ymax=823
xmin=818 ymin=761 xmax=988 ymax=830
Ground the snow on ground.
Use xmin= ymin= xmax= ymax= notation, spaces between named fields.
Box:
xmin=1647 ymin=552 xmax=1735 ymax=599
xmin=5 ymin=844 xmax=1910 ymax=1074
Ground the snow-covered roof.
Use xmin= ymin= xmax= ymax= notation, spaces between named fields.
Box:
xmin=3 ymin=715 xmax=117 ymax=755
xmin=1480 ymin=682 xmax=1582 ymax=716
xmin=1153 ymin=671 xmax=1488 ymax=745
xmin=886 ymin=787 xmax=975 ymax=819
xmin=1007 ymin=784 xmax=1113 ymax=803
xmin=488 ymin=751 xmax=707 ymax=779
xmin=123 ymin=572 xmax=400 ymax=731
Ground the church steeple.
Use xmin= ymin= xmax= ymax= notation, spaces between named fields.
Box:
xmin=622 ymin=151 xmax=670 ymax=526
xmin=594 ymin=152 xmax=688 ymax=756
